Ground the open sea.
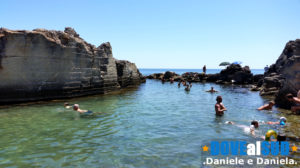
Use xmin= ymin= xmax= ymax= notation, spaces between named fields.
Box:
xmin=1 ymin=69 xmax=299 ymax=167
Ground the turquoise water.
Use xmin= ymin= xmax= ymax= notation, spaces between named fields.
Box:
xmin=139 ymin=68 xmax=264 ymax=76
xmin=0 ymin=80 xmax=288 ymax=167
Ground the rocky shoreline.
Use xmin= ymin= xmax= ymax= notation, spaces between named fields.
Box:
xmin=146 ymin=39 xmax=300 ymax=111
xmin=0 ymin=27 xmax=145 ymax=104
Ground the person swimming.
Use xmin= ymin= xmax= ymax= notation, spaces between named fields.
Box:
xmin=226 ymin=120 xmax=259 ymax=136
xmin=185 ymin=85 xmax=190 ymax=91
xmin=206 ymin=87 xmax=218 ymax=93
xmin=64 ymin=102 xmax=72 ymax=109
xmin=257 ymin=101 xmax=275 ymax=111
xmin=215 ymin=96 xmax=226 ymax=116
xmin=73 ymin=104 xmax=94 ymax=116
xmin=266 ymin=117 xmax=287 ymax=125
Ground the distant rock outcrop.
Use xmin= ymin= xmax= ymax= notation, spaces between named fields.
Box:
xmin=260 ymin=39 xmax=300 ymax=109
xmin=146 ymin=64 xmax=256 ymax=85
xmin=0 ymin=27 xmax=144 ymax=103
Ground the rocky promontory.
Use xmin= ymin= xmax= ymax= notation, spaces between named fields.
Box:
xmin=0 ymin=27 xmax=144 ymax=103
xmin=146 ymin=64 xmax=262 ymax=85
xmin=259 ymin=39 xmax=300 ymax=109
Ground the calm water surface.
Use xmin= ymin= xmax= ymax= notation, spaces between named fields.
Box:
xmin=0 ymin=80 xmax=298 ymax=167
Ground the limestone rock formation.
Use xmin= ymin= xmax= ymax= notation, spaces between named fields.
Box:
xmin=260 ymin=39 xmax=300 ymax=108
xmin=0 ymin=27 xmax=144 ymax=103
xmin=116 ymin=60 xmax=145 ymax=87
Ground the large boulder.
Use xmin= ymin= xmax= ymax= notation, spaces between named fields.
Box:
xmin=260 ymin=39 xmax=300 ymax=109
xmin=218 ymin=64 xmax=253 ymax=84
xmin=0 ymin=27 xmax=144 ymax=103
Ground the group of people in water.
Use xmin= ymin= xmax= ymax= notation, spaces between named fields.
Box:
xmin=214 ymin=90 xmax=300 ymax=142
xmin=177 ymin=80 xmax=193 ymax=91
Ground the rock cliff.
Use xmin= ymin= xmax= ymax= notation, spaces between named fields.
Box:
xmin=0 ymin=27 xmax=144 ymax=103
xmin=260 ymin=39 xmax=300 ymax=108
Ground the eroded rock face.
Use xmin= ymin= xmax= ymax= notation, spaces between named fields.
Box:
xmin=0 ymin=27 xmax=144 ymax=103
xmin=260 ymin=39 xmax=300 ymax=108
xmin=116 ymin=60 xmax=145 ymax=87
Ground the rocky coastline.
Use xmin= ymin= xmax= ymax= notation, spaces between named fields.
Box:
xmin=146 ymin=39 xmax=300 ymax=111
xmin=0 ymin=27 xmax=145 ymax=104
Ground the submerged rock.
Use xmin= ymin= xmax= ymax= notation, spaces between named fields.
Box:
xmin=260 ymin=39 xmax=300 ymax=109
xmin=0 ymin=27 xmax=144 ymax=103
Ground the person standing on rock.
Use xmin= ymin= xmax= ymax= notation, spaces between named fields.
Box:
xmin=215 ymin=96 xmax=227 ymax=116
xmin=203 ymin=65 xmax=207 ymax=74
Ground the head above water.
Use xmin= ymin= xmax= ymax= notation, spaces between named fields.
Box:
xmin=269 ymin=101 xmax=275 ymax=106
xmin=280 ymin=117 xmax=287 ymax=125
xmin=251 ymin=120 xmax=259 ymax=128
xmin=64 ymin=102 xmax=69 ymax=107
xmin=73 ymin=104 xmax=79 ymax=110
xmin=216 ymin=96 xmax=222 ymax=103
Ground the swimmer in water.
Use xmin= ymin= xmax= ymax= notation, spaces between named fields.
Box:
xmin=215 ymin=96 xmax=226 ymax=116
xmin=64 ymin=102 xmax=72 ymax=109
xmin=206 ymin=87 xmax=218 ymax=93
xmin=185 ymin=85 xmax=190 ymax=91
xmin=266 ymin=117 xmax=287 ymax=126
xmin=73 ymin=104 xmax=94 ymax=116
xmin=257 ymin=101 xmax=275 ymax=111
xmin=226 ymin=120 xmax=259 ymax=136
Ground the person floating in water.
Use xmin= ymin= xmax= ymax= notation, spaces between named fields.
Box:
xmin=206 ymin=87 xmax=218 ymax=93
xmin=73 ymin=104 xmax=94 ymax=116
xmin=266 ymin=117 xmax=287 ymax=125
xmin=215 ymin=96 xmax=227 ymax=116
xmin=64 ymin=102 xmax=72 ymax=109
xmin=226 ymin=120 xmax=259 ymax=136
xmin=257 ymin=101 xmax=275 ymax=111
xmin=286 ymin=92 xmax=300 ymax=114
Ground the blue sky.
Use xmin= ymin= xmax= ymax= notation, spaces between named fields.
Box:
xmin=1 ymin=0 xmax=300 ymax=69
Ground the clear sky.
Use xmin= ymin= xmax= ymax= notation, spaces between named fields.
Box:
xmin=1 ymin=0 xmax=300 ymax=69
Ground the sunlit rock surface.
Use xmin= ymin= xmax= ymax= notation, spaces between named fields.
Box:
xmin=0 ymin=27 xmax=144 ymax=103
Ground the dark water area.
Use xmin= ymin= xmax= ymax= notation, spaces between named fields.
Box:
xmin=1 ymin=79 xmax=299 ymax=167
xmin=139 ymin=68 xmax=265 ymax=76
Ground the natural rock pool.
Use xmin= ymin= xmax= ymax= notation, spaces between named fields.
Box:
xmin=0 ymin=80 xmax=299 ymax=167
